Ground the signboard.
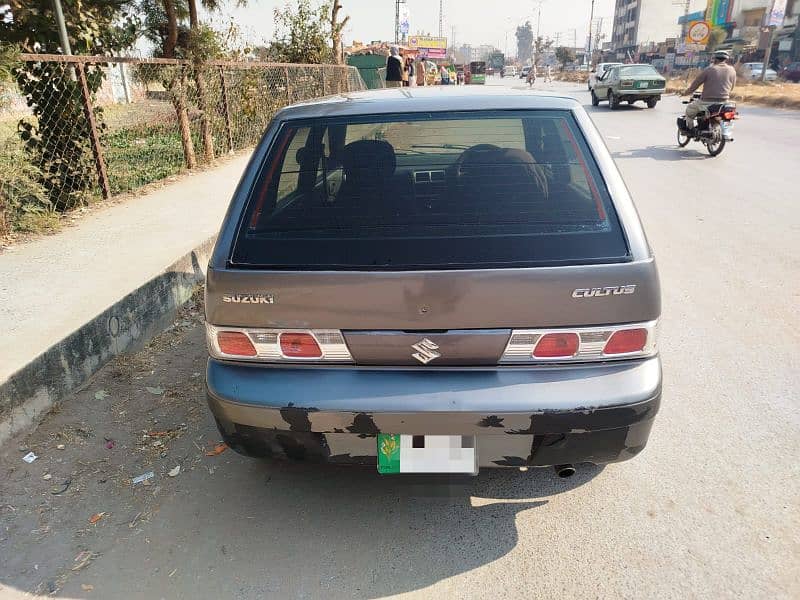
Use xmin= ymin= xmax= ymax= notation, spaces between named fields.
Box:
xmin=678 ymin=10 xmax=706 ymax=25
xmin=767 ymin=0 xmax=787 ymax=28
xmin=417 ymin=48 xmax=447 ymax=59
xmin=408 ymin=36 xmax=447 ymax=50
xmin=687 ymin=21 xmax=711 ymax=44
xmin=778 ymin=39 xmax=792 ymax=51
xmin=677 ymin=42 xmax=707 ymax=53
xmin=705 ymin=0 xmax=734 ymax=27
xmin=400 ymin=4 xmax=410 ymax=35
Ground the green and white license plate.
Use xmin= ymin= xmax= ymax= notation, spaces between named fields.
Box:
xmin=377 ymin=434 xmax=477 ymax=474
xmin=636 ymin=81 xmax=649 ymax=89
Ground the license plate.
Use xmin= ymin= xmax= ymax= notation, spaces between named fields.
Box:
xmin=636 ymin=81 xmax=648 ymax=89
xmin=721 ymin=121 xmax=734 ymax=139
xmin=377 ymin=434 xmax=477 ymax=474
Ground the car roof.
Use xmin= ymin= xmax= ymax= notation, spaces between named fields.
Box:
xmin=277 ymin=87 xmax=581 ymax=119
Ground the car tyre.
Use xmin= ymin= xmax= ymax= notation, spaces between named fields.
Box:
xmin=591 ymin=89 xmax=600 ymax=106
xmin=608 ymin=91 xmax=620 ymax=110
xmin=646 ymin=98 xmax=658 ymax=109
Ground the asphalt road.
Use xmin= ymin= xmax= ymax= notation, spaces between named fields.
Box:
xmin=1 ymin=78 xmax=798 ymax=599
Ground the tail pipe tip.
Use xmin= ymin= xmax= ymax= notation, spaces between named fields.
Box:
xmin=554 ymin=464 xmax=576 ymax=478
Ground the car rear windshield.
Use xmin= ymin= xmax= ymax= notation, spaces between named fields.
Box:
xmin=231 ymin=110 xmax=629 ymax=270
xmin=618 ymin=66 xmax=659 ymax=77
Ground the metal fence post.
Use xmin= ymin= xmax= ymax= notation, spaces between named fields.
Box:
xmin=75 ymin=63 xmax=111 ymax=200
xmin=284 ymin=67 xmax=292 ymax=103
xmin=218 ymin=66 xmax=234 ymax=153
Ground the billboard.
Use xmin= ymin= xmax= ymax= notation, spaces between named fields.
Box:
xmin=408 ymin=36 xmax=447 ymax=50
xmin=767 ymin=0 xmax=787 ymax=28
xmin=705 ymin=0 xmax=734 ymax=27
xmin=408 ymin=36 xmax=447 ymax=59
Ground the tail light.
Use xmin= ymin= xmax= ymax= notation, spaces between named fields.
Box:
xmin=722 ymin=111 xmax=737 ymax=120
xmin=501 ymin=321 xmax=658 ymax=364
xmin=603 ymin=328 xmax=648 ymax=355
xmin=533 ymin=333 xmax=580 ymax=358
xmin=217 ymin=331 xmax=257 ymax=357
xmin=621 ymin=79 xmax=634 ymax=87
xmin=279 ymin=333 xmax=322 ymax=358
xmin=206 ymin=325 xmax=352 ymax=363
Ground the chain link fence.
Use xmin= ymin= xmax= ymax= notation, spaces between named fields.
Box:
xmin=1 ymin=55 xmax=366 ymax=232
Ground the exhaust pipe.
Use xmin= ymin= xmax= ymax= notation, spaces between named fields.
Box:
xmin=554 ymin=464 xmax=576 ymax=478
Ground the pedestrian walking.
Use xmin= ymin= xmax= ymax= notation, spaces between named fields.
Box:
xmin=440 ymin=65 xmax=451 ymax=85
xmin=385 ymin=46 xmax=403 ymax=88
xmin=405 ymin=57 xmax=416 ymax=87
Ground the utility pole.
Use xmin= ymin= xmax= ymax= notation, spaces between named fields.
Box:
xmin=761 ymin=0 xmax=778 ymax=82
xmin=439 ymin=0 xmax=444 ymax=39
xmin=395 ymin=0 xmax=400 ymax=44
xmin=587 ymin=0 xmax=595 ymax=66
xmin=535 ymin=1 xmax=545 ymax=38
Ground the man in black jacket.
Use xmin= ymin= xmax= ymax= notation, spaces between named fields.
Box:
xmin=386 ymin=46 xmax=403 ymax=88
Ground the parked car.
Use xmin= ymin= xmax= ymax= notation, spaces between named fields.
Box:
xmin=205 ymin=87 xmax=662 ymax=475
xmin=591 ymin=64 xmax=666 ymax=109
xmin=780 ymin=62 xmax=800 ymax=82
xmin=520 ymin=66 xmax=531 ymax=79
xmin=741 ymin=62 xmax=778 ymax=81
xmin=589 ymin=62 xmax=622 ymax=91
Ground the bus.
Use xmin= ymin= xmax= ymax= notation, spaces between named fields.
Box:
xmin=468 ymin=61 xmax=486 ymax=85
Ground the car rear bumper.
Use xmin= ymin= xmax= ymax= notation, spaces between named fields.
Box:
xmin=616 ymin=89 xmax=664 ymax=97
xmin=206 ymin=357 xmax=662 ymax=469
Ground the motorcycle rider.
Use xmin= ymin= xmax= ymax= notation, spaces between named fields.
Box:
xmin=680 ymin=50 xmax=737 ymax=130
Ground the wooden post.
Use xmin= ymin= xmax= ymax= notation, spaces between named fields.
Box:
xmin=218 ymin=66 xmax=234 ymax=153
xmin=75 ymin=64 xmax=110 ymax=200
xmin=284 ymin=66 xmax=291 ymax=103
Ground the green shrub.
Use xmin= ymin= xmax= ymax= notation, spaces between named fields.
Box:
xmin=0 ymin=137 xmax=54 ymax=235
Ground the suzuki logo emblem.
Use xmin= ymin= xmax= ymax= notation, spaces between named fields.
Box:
xmin=412 ymin=339 xmax=441 ymax=364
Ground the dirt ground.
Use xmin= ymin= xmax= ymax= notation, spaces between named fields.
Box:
xmin=0 ymin=292 xmax=213 ymax=597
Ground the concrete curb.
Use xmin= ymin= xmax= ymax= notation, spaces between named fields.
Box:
xmin=0 ymin=236 xmax=216 ymax=447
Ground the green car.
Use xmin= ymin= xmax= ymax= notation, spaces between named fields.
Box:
xmin=591 ymin=64 xmax=666 ymax=110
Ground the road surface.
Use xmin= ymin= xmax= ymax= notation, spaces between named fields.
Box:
xmin=1 ymin=78 xmax=798 ymax=599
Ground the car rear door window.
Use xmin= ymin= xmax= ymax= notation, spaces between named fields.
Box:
xmin=233 ymin=111 xmax=629 ymax=270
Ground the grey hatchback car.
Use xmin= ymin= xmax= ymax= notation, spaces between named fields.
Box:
xmin=205 ymin=87 xmax=661 ymax=476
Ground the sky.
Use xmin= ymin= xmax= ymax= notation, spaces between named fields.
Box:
xmin=208 ymin=0 xmax=616 ymax=56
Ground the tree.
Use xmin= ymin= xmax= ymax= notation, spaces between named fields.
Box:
xmin=1 ymin=1 xmax=137 ymax=209
xmin=705 ymin=28 xmax=728 ymax=53
xmin=268 ymin=0 xmax=333 ymax=64
xmin=533 ymin=36 xmax=553 ymax=65
xmin=516 ymin=21 xmax=534 ymax=64
xmin=555 ymin=46 xmax=576 ymax=70
xmin=330 ymin=0 xmax=350 ymax=65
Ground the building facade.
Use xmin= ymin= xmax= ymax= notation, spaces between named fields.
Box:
xmin=611 ymin=0 xmax=708 ymax=54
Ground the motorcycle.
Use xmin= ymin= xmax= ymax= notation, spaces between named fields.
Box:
xmin=676 ymin=93 xmax=738 ymax=157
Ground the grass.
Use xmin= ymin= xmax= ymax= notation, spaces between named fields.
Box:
xmin=104 ymin=125 xmax=187 ymax=195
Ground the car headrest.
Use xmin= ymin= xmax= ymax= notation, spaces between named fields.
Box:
xmin=341 ymin=140 xmax=397 ymax=183
xmin=459 ymin=146 xmax=548 ymax=197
